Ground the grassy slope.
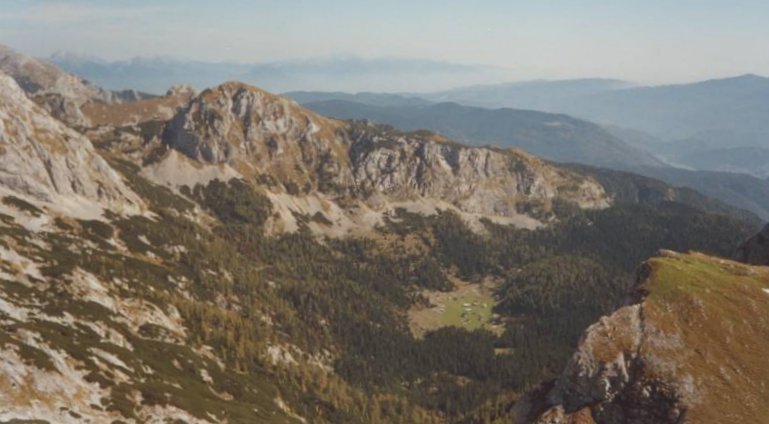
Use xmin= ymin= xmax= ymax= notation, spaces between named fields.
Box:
xmin=643 ymin=252 xmax=769 ymax=422
xmin=409 ymin=278 xmax=500 ymax=336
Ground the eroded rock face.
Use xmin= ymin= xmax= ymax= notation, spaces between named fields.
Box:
xmin=551 ymin=304 xmax=645 ymax=411
xmin=166 ymin=84 xmax=198 ymax=98
xmin=163 ymin=82 xmax=354 ymax=191
xmin=349 ymin=127 xmax=608 ymax=216
xmin=536 ymin=302 xmax=685 ymax=424
xmin=0 ymin=72 xmax=141 ymax=213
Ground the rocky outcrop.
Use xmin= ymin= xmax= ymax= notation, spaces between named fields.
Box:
xmin=532 ymin=302 xmax=684 ymax=424
xmin=523 ymin=251 xmax=769 ymax=423
xmin=348 ymin=124 xmax=608 ymax=216
xmin=0 ymin=72 xmax=141 ymax=214
xmin=166 ymin=84 xmax=198 ymax=98
xmin=163 ymin=82 xmax=354 ymax=191
xmin=111 ymin=88 xmax=156 ymax=103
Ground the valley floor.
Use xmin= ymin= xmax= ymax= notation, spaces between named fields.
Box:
xmin=409 ymin=276 xmax=503 ymax=337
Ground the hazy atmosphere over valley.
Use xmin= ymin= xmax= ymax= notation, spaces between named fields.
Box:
xmin=1 ymin=1 xmax=769 ymax=423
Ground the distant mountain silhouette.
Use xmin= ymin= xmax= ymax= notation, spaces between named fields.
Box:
xmin=419 ymin=78 xmax=634 ymax=110
xmin=424 ymin=74 xmax=769 ymax=142
xmin=285 ymin=91 xmax=432 ymax=107
xmin=49 ymin=53 xmax=508 ymax=93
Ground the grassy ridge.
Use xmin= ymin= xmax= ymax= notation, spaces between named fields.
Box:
xmin=631 ymin=252 xmax=769 ymax=422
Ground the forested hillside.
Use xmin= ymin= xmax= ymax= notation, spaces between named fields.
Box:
xmin=0 ymin=147 xmax=756 ymax=422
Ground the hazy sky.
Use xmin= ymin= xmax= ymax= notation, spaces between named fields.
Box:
xmin=2 ymin=0 xmax=769 ymax=84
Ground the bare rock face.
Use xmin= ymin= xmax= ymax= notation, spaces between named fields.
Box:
xmin=163 ymin=82 xmax=609 ymax=223
xmin=163 ymin=82 xmax=354 ymax=191
xmin=521 ymin=259 xmax=688 ymax=424
xmin=0 ymin=72 xmax=141 ymax=213
xmin=166 ymin=84 xmax=198 ymax=98
xmin=551 ymin=304 xmax=645 ymax=411
xmin=348 ymin=125 xmax=608 ymax=216
xmin=535 ymin=302 xmax=684 ymax=424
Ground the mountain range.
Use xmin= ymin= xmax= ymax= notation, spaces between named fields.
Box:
xmin=1 ymin=43 xmax=769 ymax=423
xmin=48 ymin=52 xmax=509 ymax=94
xmin=419 ymin=75 xmax=769 ymax=178
xmin=418 ymin=78 xmax=636 ymax=110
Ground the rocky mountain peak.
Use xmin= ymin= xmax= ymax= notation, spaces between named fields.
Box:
xmin=165 ymin=84 xmax=197 ymax=98
xmin=163 ymin=81 xmax=352 ymax=189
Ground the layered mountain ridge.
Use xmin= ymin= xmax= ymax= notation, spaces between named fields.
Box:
xmin=159 ymin=81 xmax=609 ymax=228
xmin=0 ymin=46 xmax=766 ymax=424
